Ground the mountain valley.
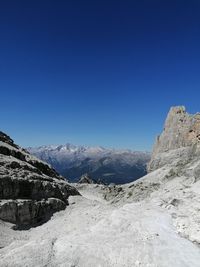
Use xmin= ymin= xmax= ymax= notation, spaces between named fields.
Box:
xmin=1 ymin=106 xmax=200 ymax=266
xmin=28 ymin=145 xmax=150 ymax=184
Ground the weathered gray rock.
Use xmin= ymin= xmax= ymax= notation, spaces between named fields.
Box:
xmin=78 ymin=173 xmax=95 ymax=184
xmin=0 ymin=140 xmax=60 ymax=178
xmin=148 ymin=106 xmax=200 ymax=171
xmin=0 ymin=131 xmax=19 ymax=148
xmin=0 ymin=131 xmax=80 ymax=227
xmin=0 ymin=198 xmax=66 ymax=227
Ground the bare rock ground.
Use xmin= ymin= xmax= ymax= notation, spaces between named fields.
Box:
xmin=1 ymin=183 xmax=200 ymax=267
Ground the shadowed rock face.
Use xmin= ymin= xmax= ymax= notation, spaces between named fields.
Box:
xmin=148 ymin=106 xmax=200 ymax=172
xmin=0 ymin=131 xmax=80 ymax=227
xmin=0 ymin=198 xmax=66 ymax=228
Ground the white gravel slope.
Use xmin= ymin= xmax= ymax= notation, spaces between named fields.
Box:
xmin=0 ymin=185 xmax=200 ymax=267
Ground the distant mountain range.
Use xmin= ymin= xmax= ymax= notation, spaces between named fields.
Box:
xmin=27 ymin=144 xmax=151 ymax=184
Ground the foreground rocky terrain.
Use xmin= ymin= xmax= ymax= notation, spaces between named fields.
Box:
xmin=1 ymin=182 xmax=200 ymax=267
xmin=0 ymin=131 xmax=79 ymax=227
xmin=1 ymin=106 xmax=200 ymax=267
xmin=28 ymin=144 xmax=150 ymax=184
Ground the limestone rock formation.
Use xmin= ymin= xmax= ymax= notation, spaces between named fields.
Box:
xmin=148 ymin=106 xmax=200 ymax=171
xmin=78 ymin=173 xmax=95 ymax=184
xmin=108 ymin=106 xmax=200 ymax=246
xmin=0 ymin=131 xmax=80 ymax=227
xmin=2 ymin=111 xmax=200 ymax=266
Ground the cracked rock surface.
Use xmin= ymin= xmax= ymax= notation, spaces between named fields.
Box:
xmin=0 ymin=131 xmax=79 ymax=227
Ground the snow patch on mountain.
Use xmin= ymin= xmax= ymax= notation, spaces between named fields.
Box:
xmin=28 ymin=144 xmax=151 ymax=184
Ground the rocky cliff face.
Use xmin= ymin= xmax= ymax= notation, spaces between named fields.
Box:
xmin=148 ymin=106 xmax=200 ymax=171
xmin=0 ymin=131 xmax=80 ymax=228
xmin=108 ymin=106 xmax=200 ymax=246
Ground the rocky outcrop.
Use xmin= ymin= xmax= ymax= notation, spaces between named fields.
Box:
xmin=0 ymin=131 xmax=80 ymax=227
xmin=0 ymin=198 xmax=66 ymax=228
xmin=107 ymin=106 xmax=200 ymax=246
xmin=78 ymin=173 xmax=95 ymax=184
xmin=0 ymin=131 xmax=18 ymax=148
xmin=0 ymin=132 xmax=60 ymax=178
xmin=148 ymin=106 xmax=200 ymax=171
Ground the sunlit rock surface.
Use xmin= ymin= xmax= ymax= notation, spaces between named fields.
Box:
xmin=1 ymin=108 xmax=200 ymax=266
xmin=0 ymin=131 xmax=79 ymax=227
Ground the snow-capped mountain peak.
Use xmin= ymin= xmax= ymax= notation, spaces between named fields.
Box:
xmin=28 ymin=143 xmax=151 ymax=184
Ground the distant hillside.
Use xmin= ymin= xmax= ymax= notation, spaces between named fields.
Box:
xmin=28 ymin=144 xmax=151 ymax=184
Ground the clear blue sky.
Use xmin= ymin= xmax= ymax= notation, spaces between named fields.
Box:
xmin=1 ymin=0 xmax=200 ymax=151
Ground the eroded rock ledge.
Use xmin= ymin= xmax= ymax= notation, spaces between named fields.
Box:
xmin=0 ymin=131 xmax=80 ymax=227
